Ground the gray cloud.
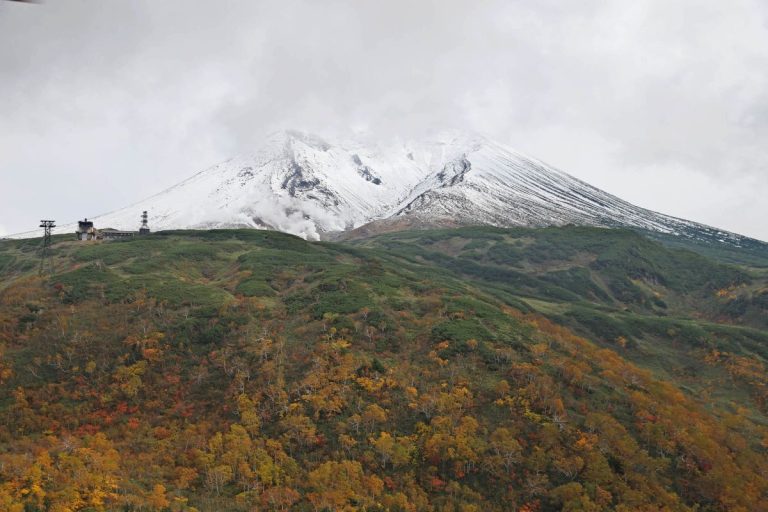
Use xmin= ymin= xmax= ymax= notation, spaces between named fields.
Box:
xmin=1 ymin=0 xmax=767 ymax=240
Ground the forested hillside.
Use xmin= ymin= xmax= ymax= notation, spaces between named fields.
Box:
xmin=0 ymin=228 xmax=767 ymax=511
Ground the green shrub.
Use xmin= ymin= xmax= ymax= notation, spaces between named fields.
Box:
xmin=541 ymin=268 xmax=611 ymax=302
xmin=0 ymin=254 xmax=15 ymax=273
xmin=563 ymin=307 xmax=632 ymax=344
xmin=312 ymin=284 xmax=373 ymax=318
xmin=431 ymin=318 xmax=493 ymax=344
xmin=486 ymin=243 xmax=523 ymax=266
xmin=54 ymin=265 xmax=127 ymax=303
xmin=235 ymin=278 xmax=276 ymax=297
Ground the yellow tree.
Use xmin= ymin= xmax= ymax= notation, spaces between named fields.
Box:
xmin=146 ymin=483 xmax=170 ymax=510
xmin=306 ymin=460 xmax=383 ymax=511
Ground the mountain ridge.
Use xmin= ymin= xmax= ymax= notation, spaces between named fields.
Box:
xmin=9 ymin=130 xmax=766 ymax=252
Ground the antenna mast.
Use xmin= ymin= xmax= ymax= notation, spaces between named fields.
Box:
xmin=39 ymin=219 xmax=55 ymax=276
xmin=139 ymin=210 xmax=150 ymax=235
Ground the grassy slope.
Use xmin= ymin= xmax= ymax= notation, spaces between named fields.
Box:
xmin=354 ymin=226 xmax=768 ymax=413
xmin=639 ymin=229 xmax=768 ymax=269
xmin=0 ymin=227 xmax=767 ymax=511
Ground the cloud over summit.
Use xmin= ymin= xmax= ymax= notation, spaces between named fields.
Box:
xmin=1 ymin=0 xmax=767 ymax=239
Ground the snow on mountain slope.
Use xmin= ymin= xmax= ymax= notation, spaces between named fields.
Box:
xmin=391 ymin=134 xmax=723 ymax=236
xmin=33 ymin=131 xmax=432 ymax=240
xmin=10 ymin=130 xmax=761 ymax=248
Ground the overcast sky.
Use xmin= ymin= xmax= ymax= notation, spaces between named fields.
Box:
xmin=1 ymin=0 xmax=767 ymax=240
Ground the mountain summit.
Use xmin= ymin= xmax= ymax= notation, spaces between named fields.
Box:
xmin=30 ymin=130 xmax=758 ymax=246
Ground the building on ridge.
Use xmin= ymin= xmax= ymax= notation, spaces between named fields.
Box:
xmin=76 ymin=219 xmax=96 ymax=241
xmin=74 ymin=211 xmax=150 ymax=241
xmin=101 ymin=228 xmax=135 ymax=240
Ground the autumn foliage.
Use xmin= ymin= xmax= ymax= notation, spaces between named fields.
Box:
xmin=0 ymin=228 xmax=767 ymax=511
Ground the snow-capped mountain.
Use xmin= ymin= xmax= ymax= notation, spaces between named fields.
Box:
xmin=12 ymin=130 xmax=761 ymax=247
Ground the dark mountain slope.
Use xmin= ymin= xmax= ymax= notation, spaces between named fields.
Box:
xmin=638 ymin=228 xmax=768 ymax=268
xmin=352 ymin=226 xmax=762 ymax=322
